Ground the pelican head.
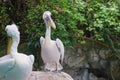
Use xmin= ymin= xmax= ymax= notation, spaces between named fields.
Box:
xmin=43 ymin=11 xmax=56 ymax=29
xmin=5 ymin=24 xmax=20 ymax=54
xmin=5 ymin=24 xmax=19 ymax=38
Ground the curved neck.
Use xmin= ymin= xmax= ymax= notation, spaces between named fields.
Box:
xmin=10 ymin=36 xmax=19 ymax=55
xmin=45 ymin=24 xmax=51 ymax=41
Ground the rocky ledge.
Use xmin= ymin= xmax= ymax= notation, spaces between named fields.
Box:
xmin=28 ymin=71 xmax=73 ymax=80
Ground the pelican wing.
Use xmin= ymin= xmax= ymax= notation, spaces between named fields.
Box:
xmin=29 ymin=55 xmax=34 ymax=64
xmin=0 ymin=55 xmax=11 ymax=61
xmin=56 ymin=38 xmax=64 ymax=63
xmin=40 ymin=36 xmax=45 ymax=46
xmin=0 ymin=57 xmax=15 ymax=75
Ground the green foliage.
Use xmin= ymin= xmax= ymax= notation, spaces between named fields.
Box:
xmin=26 ymin=0 xmax=120 ymax=48
xmin=0 ymin=2 xmax=10 ymax=42
xmin=85 ymin=1 xmax=120 ymax=41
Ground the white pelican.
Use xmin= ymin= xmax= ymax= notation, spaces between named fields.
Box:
xmin=0 ymin=24 xmax=34 ymax=80
xmin=40 ymin=11 xmax=64 ymax=72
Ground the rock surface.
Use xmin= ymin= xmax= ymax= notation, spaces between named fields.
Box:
xmin=63 ymin=47 xmax=110 ymax=80
xmin=28 ymin=71 xmax=73 ymax=80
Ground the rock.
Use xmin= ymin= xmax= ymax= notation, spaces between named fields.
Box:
xmin=99 ymin=60 xmax=108 ymax=69
xmin=97 ymin=78 xmax=107 ymax=80
xmin=99 ymin=50 xmax=110 ymax=59
xmin=99 ymin=50 xmax=106 ymax=59
xmin=88 ymin=50 xmax=99 ymax=63
xmin=81 ymin=69 xmax=89 ymax=80
xmin=89 ymin=73 xmax=98 ymax=80
xmin=88 ymin=50 xmax=100 ymax=69
xmin=73 ymin=69 xmax=89 ymax=80
xmin=28 ymin=71 xmax=73 ymax=80
xmin=64 ymin=49 xmax=86 ymax=68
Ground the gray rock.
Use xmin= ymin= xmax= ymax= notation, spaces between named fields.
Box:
xmin=88 ymin=50 xmax=99 ymax=63
xmin=82 ymin=69 xmax=89 ymax=80
xmin=89 ymin=73 xmax=98 ymax=80
xmin=28 ymin=71 xmax=73 ymax=80
xmin=74 ymin=69 xmax=89 ymax=80
xmin=100 ymin=60 xmax=108 ymax=69
xmin=99 ymin=50 xmax=110 ymax=59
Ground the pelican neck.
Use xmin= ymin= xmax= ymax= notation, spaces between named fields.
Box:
xmin=10 ymin=37 xmax=19 ymax=55
xmin=45 ymin=25 xmax=51 ymax=40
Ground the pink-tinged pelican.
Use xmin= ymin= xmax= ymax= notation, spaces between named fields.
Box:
xmin=40 ymin=11 xmax=64 ymax=72
xmin=0 ymin=24 xmax=34 ymax=80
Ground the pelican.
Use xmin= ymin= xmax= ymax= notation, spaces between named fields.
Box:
xmin=40 ymin=11 xmax=64 ymax=72
xmin=0 ymin=24 xmax=34 ymax=80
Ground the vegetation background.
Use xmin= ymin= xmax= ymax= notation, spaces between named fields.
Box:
xmin=0 ymin=0 xmax=120 ymax=79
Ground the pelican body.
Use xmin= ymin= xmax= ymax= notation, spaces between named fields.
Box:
xmin=40 ymin=11 xmax=64 ymax=72
xmin=0 ymin=24 xmax=34 ymax=80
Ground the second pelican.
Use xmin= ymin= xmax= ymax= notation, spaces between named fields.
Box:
xmin=40 ymin=11 xmax=64 ymax=72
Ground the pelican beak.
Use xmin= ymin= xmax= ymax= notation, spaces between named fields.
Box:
xmin=7 ymin=37 xmax=12 ymax=54
xmin=46 ymin=16 xmax=56 ymax=29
